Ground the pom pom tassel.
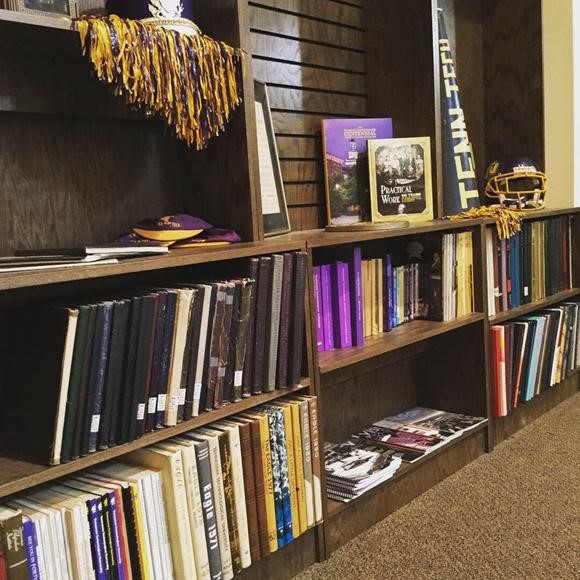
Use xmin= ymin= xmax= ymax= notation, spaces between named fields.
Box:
xmin=75 ymin=15 xmax=244 ymax=149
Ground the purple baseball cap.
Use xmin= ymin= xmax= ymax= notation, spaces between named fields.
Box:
xmin=172 ymin=227 xmax=242 ymax=248
xmin=132 ymin=214 xmax=212 ymax=242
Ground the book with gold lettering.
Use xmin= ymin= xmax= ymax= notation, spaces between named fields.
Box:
xmin=368 ymin=137 xmax=433 ymax=224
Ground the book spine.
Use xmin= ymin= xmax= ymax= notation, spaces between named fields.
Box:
xmin=338 ymin=263 xmax=353 ymax=348
xmin=245 ymin=416 xmax=271 ymax=557
xmin=237 ymin=422 xmax=261 ymax=562
xmin=21 ymin=518 xmax=39 ymax=580
xmin=216 ymin=431 xmax=242 ymax=575
xmin=288 ymin=252 xmax=307 ymax=387
xmin=130 ymin=294 xmax=158 ymax=440
xmin=232 ymin=280 xmax=254 ymax=402
xmin=347 ymin=247 xmax=365 ymax=346
xmin=320 ymin=264 xmax=334 ymax=350
xmin=264 ymin=254 xmax=284 ymax=392
xmin=180 ymin=289 xmax=201 ymax=421
xmin=195 ymin=441 xmax=223 ymax=580
xmin=146 ymin=292 xmax=168 ymax=431
xmin=306 ymin=397 xmax=323 ymax=524
xmin=252 ymin=257 xmax=271 ymax=394
xmin=223 ymin=426 xmax=251 ymax=569
xmin=276 ymin=404 xmax=300 ymax=540
xmin=192 ymin=285 xmax=212 ymax=416
xmin=0 ymin=512 xmax=27 ymax=580
xmin=87 ymin=498 xmax=108 ymax=580
xmin=215 ymin=284 xmax=236 ymax=407
xmin=257 ymin=414 xmax=278 ymax=553
xmin=224 ymin=282 xmax=242 ymax=403
xmin=183 ymin=289 xmax=203 ymax=419
xmin=205 ymin=435 xmax=234 ymax=579
xmin=242 ymin=259 xmax=259 ymax=397
xmin=312 ymin=266 xmax=324 ymax=352
xmin=263 ymin=410 xmax=287 ymax=548
xmin=384 ymin=255 xmax=393 ymax=332
xmin=296 ymin=400 xmax=314 ymax=528
xmin=288 ymin=402 xmax=307 ymax=535
xmin=205 ymin=284 xmax=227 ymax=412
xmin=276 ymin=254 xmax=295 ymax=389
xmin=155 ymin=291 xmax=178 ymax=429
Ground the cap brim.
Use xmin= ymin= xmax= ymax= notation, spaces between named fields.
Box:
xmin=132 ymin=227 xmax=205 ymax=241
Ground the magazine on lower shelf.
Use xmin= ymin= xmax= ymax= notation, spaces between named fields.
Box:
xmin=353 ymin=407 xmax=486 ymax=461
xmin=324 ymin=439 xmax=403 ymax=502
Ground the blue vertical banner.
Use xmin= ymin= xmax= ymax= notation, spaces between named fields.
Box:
xmin=438 ymin=9 xmax=480 ymax=216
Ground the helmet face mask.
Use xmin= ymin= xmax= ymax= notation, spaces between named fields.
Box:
xmin=485 ymin=158 xmax=547 ymax=210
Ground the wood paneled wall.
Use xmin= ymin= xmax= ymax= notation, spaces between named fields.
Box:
xmin=250 ymin=0 xmax=366 ymax=231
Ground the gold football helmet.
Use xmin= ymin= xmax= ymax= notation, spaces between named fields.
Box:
xmin=485 ymin=157 xmax=547 ymax=210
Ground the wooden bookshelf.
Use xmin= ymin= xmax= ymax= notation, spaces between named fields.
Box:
xmin=0 ymin=380 xmax=310 ymax=499
xmin=0 ymin=0 xmax=576 ymax=578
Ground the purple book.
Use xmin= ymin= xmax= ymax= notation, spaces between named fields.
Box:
xmin=322 ymin=117 xmax=394 ymax=225
xmin=320 ymin=264 xmax=335 ymax=350
xmin=312 ymin=266 xmax=325 ymax=352
xmin=346 ymin=246 xmax=364 ymax=346
xmin=384 ymin=255 xmax=393 ymax=332
xmin=331 ymin=262 xmax=353 ymax=349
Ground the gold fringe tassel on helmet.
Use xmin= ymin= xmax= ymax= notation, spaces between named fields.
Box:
xmin=75 ymin=15 xmax=244 ymax=149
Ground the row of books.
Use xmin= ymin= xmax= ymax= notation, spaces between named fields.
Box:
xmin=485 ymin=216 xmax=573 ymax=316
xmin=324 ymin=406 xmax=485 ymax=502
xmin=489 ymin=300 xmax=579 ymax=417
xmin=2 ymin=252 xmax=307 ymax=466
xmin=0 ymin=395 xmax=323 ymax=580
xmin=312 ymin=232 xmax=474 ymax=352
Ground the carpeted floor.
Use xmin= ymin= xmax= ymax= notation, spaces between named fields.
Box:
xmin=295 ymin=392 xmax=580 ymax=580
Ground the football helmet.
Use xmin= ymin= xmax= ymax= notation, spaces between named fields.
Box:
xmin=485 ymin=157 xmax=547 ymax=210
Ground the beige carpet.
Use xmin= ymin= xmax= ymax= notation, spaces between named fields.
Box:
xmin=295 ymin=393 xmax=580 ymax=580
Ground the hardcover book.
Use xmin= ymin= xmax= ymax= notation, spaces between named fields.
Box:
xmin=368 ymin=136 xmax=433 ymax=223
xmin=322 ymin=117 xmax=393 ymax=225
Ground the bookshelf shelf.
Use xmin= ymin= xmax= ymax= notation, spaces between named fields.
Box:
xmin=325 ymin=420 xmax=488 ymax=519
xmin=318 ymin=314 xmax=485 ymax=375
xmin=0 ymin=239 xmax=306 ymax=291
xmin=490 ymin=369 xmax=579 ymax=447
xmin=0 ymin=380 xmax=310 ymax=499
xmin=489 ymin=288 xmax=580 ymax=324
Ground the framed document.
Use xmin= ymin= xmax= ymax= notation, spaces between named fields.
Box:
xmin=254 ymin=80 xmax=291 ymax=237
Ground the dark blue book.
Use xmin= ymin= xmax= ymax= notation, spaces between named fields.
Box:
xmin=22 ymin=517 xmax=40 ymax=580
xmin=86 ymin=496 xmax=108 ymax=580
xmin=99 ymin=299 xmax=131 ymax=449
xmin=84 ymin=301 xmax=114 ymax=455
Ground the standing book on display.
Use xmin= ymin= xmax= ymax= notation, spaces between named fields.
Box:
xmin=322 ymin=118 xmax=393 ymax=226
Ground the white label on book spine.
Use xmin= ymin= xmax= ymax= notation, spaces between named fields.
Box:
xmin=148 ymin=397 xmax=157 ymax=414
xmin=90 ymin=415 xmax=100 ymax=433
xmin=193 ymin=383 xmax=202 ymax=400
xmin=217 ymin=291 xmax=226 ymax=301
xmin=169 ymin=395 xmax=179 ymax=410
xmin=524 ymin=286 xmax=529 ymax=297
xmin=218 ymin=367 xmax=226 ymax=378
xmin=234 ymin=371 xmax=243 ymax=387
xmin=136 ymin=404 xmax=146 ymax=421
xmin=157 ymin=394 xmax=167 ymax=411
xmin=210 ymin=357 xmax=218 ymax=367
xmin=178 ymin=388 xmax=186 ymax=405
xmin=226 ymin=294 xmax=234 ymax=305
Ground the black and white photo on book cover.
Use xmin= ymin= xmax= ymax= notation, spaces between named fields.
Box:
xmin=368 ymin=137 xmax=434 ymax=223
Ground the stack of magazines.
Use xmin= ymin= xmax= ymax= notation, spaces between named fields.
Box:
xmin=324 ymin=439 xmax=402 ymax=502
xmin=354 ymin=407 xmax=486 ymax=463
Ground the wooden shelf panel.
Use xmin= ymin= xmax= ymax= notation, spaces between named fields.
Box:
xmin=326 ymin=420 xmax=488 ymax=519
xmin=0 ymin=239 xmax=307 ymax=291
xmin=318 ymin=313 xmax=484 ymax=374
xmin=490 ymin=371 xmax=579 ymax=447
xmin=0 ymin=381 xmax=310 ymax=498
xmin=489 ymin=288 xmax=580 ymax=324
xmin=298 ymin=219 xmax=483 ymax=249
